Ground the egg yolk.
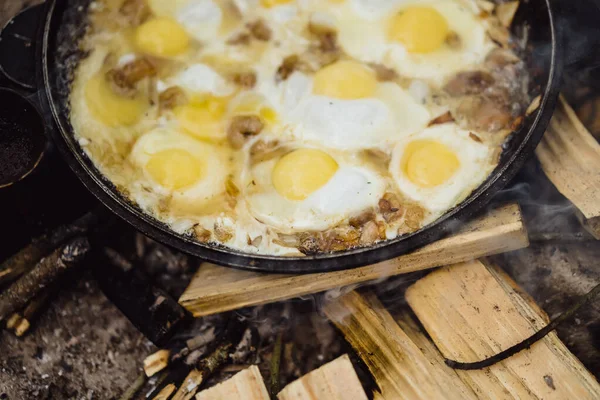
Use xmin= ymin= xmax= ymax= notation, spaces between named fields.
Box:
xmin=175 ymin=96 xmax=229 ymax=141
xmin=84 ymin=74 xmax=147 ymax=127
xmin=402 ymin=140 xmax=460 ymax=187
xmin=134 ymin=18 xmax=190 ymax=57
xmin=272 ymin=149 xmax=339 ymax=201
xmin=145 ymin=149 xmax=203 ymax=190
xmin=313 ymin=61 xmax=377 ymax=100
xmin=388 ymin=7 xmax=449 ymax=54
xmin=232 ymin=94 xmax=278 ymax=124
xmin=261 ymin=0 xmax=294 ymax=8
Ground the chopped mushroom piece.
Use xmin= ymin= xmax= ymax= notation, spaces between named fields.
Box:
xmin=247 ymin=19 xmax=272 ymax=41
xmin=457 ymin=95 xmax=512 ymax=133
xmin=106 ymin=58 xmax=156 ymax=97
xmin=120 ymin=0 xmax=151 ymax=26
xmin=496 ymin=1 xmax=520 ymax=28
xmin=227 ymin=32 xmax=252 ymax=46
xmin=428 ymin=111 xmax=455 ymax=127
xmin=231 ymin=71 xmax=257 ymax=89
xmin=227 ymin=116 xmax=265 ymax=149
xmin=379 ymin=192 xmax=403 ymax=223
xmin=485 ymin=48 xmax=521 ymax=69
xmin=308 ymin=22 xmax=338 ymax=52
xmin=158 ymin=86 xmax=187 ymax=111
xmin=276 ymin=55 xmax=300 ymax=82
xmin=369 ymin=63 xmax=399 ymax=82
xmin=445 ymin=31 xmax=462 ymax=49
xmin=444 ymin=71 xmax=495 ymax=97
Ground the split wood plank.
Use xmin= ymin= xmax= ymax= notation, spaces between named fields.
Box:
xmin=180 ymin=204 xmax=528 ymax=317
xmin=405 ymin=259 xmax=600 ymax=400
xmin=277 ymin=354 xmax=368 ymax=400
xmin=536 ymin=95 xmax=600 ymax=239
xmin=322 ymin=291 xmax=478 ymax=400
xmin=195 ymin=365 xmax=269 ymax=400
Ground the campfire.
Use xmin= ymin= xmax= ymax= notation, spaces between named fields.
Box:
xmin=2 ymin=0 xmax=600 ymax=398
xmin=1 ymin=91 xmax=600 ymax=398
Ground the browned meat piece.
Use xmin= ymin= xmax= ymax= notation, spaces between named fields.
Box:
xmin=158 ymin=87 xmax=187 ymax=111
xmin=106 ymin=58 xmax=156 ymax=97
xmin=248 ymin=19 xmax=272 ymax=41
xmin=227 ymin=116 xmax=265 ymax=149
xmin=428 ymin=111 xmax=455 ymax=127
xmin=276 ymin=55 xmax=300 ymax=82
xmin=444 ymin=71 xmax=495 ymax=97
xmin=231 ymin=71 xmax=257 ymax=89
xmin=120 ymin=0 xmax=151 ymax=26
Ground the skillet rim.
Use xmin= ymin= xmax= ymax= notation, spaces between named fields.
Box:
xmin=39 ymin=0 xmax=563 ymax=273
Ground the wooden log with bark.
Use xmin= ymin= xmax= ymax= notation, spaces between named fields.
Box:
xmin=536 ymin=95 xmax=600 ymax=239
xmin=277 ymin=354 xmax=368 ymax=400
xmin=180 ymin=204 xmax=528 ymax=317
xmin=405 ymin=259 xmax=600 ymax=399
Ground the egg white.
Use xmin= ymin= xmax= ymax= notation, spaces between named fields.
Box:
xmin=258 ymin=71 xmax=430 ymax=150
xmin=244 ymin=147 xmax=387 ymax=233
xmin=390 ymin=123 xmax=494 ymax=215
xmin=327 ymin=0 xmax=494 ymax=84
xmin=166 ymin=63 xmax=235 ymax=96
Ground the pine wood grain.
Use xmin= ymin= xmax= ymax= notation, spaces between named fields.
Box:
xmin=277 ymin=355 xmax=368 ymax=400
xmin=323 ymin=291 xmax=478 ymax=400
xmin=405 ymin=260 xmax=600 ymax=399
xmin=195 ymin=365 xmax=269 ymax=400
xmin=536 ymin=96 xmax=600 ymax=238
xmin=180 ymin=204 xmax=528 ymax=317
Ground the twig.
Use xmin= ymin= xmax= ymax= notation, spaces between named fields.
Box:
xmin=270 ymin=332 xmax=284 ymax=399
xmin=13 ymin=282 xmax=60 ymax=337
xmin=445 ymin=282 xmax=600 ymax=370
xmin=0 ymin=212 xmax=98 ymax=287
xmin=119 ymin=371 xmax=147 ymax=400
xmin=0 ymin=237 xmax=90 ymax=321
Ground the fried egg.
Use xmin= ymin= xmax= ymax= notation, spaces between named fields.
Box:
xmin=245 ymin=147 xmax=387 ymax=233
xmin=146 ymin=0 xmax=239 ymax=43
xmin=130 ymin=128 xmax=231 ymax=214
xmin=259 ymin=60 xmax=430 ymax=150
xmin=390 ymin=122 xmax=493 ymax=214
xmin=325 ymin=0 xmax=493 ymax=84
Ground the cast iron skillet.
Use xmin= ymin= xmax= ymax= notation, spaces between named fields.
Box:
xmin=33 ymin=0 xmax=562 ymax=273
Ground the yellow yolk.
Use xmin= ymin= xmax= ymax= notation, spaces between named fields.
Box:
xmin=232 ymin=94 xmax=278 ymax=125
xmin=145 ymin=149 xmax=203 ymax=190
xmin=272 ymin=149 xmax=339 ymax=201
xmin=313 ymin=61 xmax=377 ymax=100
xmin=261 ymin=0 xmax=294 ymax=8
xmin=134 ymin=18 xmax=190 ymax=57
xmin=402 ymin=140 xmax=460 ymax=187
xmin=388 ymin=7 xmax=449 ymax=54
xmin=84 ymin=74 xmax=147 ymax=127
xmin=175 ymin=96 xmax=229 ymax=141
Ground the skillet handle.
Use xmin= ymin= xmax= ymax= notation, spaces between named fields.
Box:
xmin=0 ymin=4 xmax=49 ymax=188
